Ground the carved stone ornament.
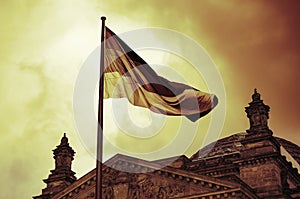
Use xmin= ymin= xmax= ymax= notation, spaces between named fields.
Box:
xmin=128 ymin=174 xmax=185 ymax=199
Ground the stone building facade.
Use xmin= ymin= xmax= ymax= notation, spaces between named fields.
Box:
xmin=33 ymin=90 xmax=300 ymax=199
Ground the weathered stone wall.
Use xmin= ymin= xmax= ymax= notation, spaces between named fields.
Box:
xmin=240 ymin=160 xmax=282 ymax=198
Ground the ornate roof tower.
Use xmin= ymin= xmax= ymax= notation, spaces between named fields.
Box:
xmin=245 ymin=88 xmax=271 ymax=134
xmin=33 ymin=133 xmax=76 ymax=199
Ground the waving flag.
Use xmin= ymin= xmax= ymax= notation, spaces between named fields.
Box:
xmin=103 ymin=27 xmax=218 ymax=122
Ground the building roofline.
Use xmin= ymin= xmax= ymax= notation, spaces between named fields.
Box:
xmin=52 ymin=153 xmax=258 ymax=199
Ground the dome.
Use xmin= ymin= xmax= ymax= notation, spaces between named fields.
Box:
xmin=191 ymin=132 xmax=300 ymax=164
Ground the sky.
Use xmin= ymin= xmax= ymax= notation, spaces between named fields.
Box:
xmin=1 ymin=0 xmax=300 ymax=198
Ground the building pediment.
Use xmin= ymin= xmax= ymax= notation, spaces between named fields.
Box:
xmin=51 ymin=154 xmax=258 ymax=199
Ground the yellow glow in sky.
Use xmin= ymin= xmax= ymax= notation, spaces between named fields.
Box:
xmin=1 ymin=1 xmax=300 ymax=198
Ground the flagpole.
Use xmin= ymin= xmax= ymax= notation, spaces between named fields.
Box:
xmin=96 ymin=16 xmax=106 ymax=199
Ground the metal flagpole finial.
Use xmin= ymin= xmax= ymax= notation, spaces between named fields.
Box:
xmin=101 ymin=16 xmax=106 ymax=21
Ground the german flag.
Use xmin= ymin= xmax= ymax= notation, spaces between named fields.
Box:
xmin=103 ymin=27 xmax=218 ymax=122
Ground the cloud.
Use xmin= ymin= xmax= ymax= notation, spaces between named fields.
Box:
xmin=1 ymin=1 xmax=300 ymax=198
